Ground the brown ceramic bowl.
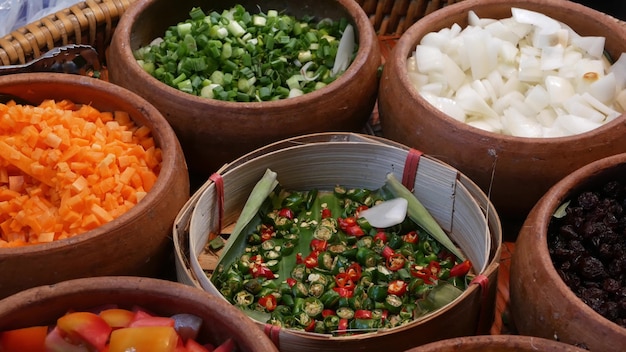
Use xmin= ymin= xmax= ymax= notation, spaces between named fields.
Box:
xmin=107 ymin=0 xmax=380 ymax=177
xmin=510 ymin=153 xmax=626 ymax=351
xmin=0 ymin=73 xmax=190 ymax=299
xmin=405 ymin=335 xmax=588 ymax=352
xmin=378 ymin=0 xmax=626 ymax=223
xmin=0 ymin=276 xmax=278 ymax=352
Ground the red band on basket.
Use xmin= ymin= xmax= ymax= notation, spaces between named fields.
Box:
xmin=264 ymin=323 xmax=281 ymax=347
xmin=402 ymin=149 xmax=423 ymax=191
xmin=470 ymin=274 xmax=490 ymax=334
xmin=209 ymin=173 xmax=224 ymax=241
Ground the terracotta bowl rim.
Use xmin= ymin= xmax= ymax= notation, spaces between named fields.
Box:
xmin=524 ymin=152 xmax=626 ymax=332
xmin=0 ymin=72 xmax=186 ymax=255
xmin=111 ymin=0 xmax=378 ymax=111
xmin=388 ymin=0 xmax=626 ymax=145
xmin=410 ymin=334 xmax=588 ymax=351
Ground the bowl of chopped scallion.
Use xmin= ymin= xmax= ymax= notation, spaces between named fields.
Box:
xmin=107 ymin=0 xmax=381 ymax=177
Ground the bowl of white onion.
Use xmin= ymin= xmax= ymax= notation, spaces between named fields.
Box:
xmin=378 ymin=0 xmax=626 ymax=223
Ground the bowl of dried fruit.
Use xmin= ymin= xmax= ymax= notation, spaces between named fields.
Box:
xmin=0 ymin=276 xmax=278 ymax=351
xmin=378 ymin=0 xmax=626 ymax=223
xmin=0 ymin=73 xmax=189 ymax=299
xmin=510 ymin=152 xmax=626 ymax=351
xmin=107 ymin=0 xmax=380 ymax=177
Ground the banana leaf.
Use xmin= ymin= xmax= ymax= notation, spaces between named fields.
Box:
xmin=381 ymin=173 xmax=465 ymax=260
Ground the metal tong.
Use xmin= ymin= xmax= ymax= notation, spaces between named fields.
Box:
xmin=0 ymin=44 xmax=101 ymax=76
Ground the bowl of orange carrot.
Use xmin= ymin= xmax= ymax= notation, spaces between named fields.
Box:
xmin=0 ymin=72 xmax=190 ymax=299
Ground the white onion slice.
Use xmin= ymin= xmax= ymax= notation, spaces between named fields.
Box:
xmin=359 ymin=198 xmax=408 ymax=228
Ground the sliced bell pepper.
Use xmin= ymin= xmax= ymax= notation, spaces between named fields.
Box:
xmin=0 ymin=325 xmax=48 ymax=352
xmin=108 ymin=326 xmax=178 ymax=352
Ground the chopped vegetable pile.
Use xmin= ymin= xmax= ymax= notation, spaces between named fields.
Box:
xmin=0 ymin=99 xmax=161 ymax=247
xmin=408 ymin=7 xmax=626 ymax=137
xmin=0 ymin=306 xmax=235 ymax=352
xmin=211 ymin=182 xmax=472 ymax=335
xmin=134 ymin=5 xmax=357 ymax=101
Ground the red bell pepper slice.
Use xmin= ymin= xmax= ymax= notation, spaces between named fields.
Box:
xmin=258 ymin=294 xmax=278 ymax=312
xmin=386 ymin=253 xmax=406 ymax=271
xmin=387 ymin=279 xmax=408 ymax=296
xmin=450 ymin=260 xmax=472 ymax=277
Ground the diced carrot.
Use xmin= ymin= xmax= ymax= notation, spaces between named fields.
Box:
xmin=0 ymin=100 xmax=161 ymax=246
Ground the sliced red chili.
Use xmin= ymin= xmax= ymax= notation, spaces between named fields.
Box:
xmin=333 ymin=287 xmax=354 ymax=298
xmin=355 ymin=205 xmax=369 ymax=217
xmin=250 ymin=263 xmax=275 ymax=279
xmin=286 ymin=277 xmax=297 ymax=287
xmin=345 ymin=225 xmax=365 ymax=237
xmin=296 ymin=253 xmax=303 ymax=264
xmin=387 ymin=279 xmax=408 ymax=296
xmin=346 ymin=263 xmax=362 ymax=282
xmin=321 ymin=208 xmax=332 ymax=219
xmin=381 ymin=246 xmax=395 ymax=260
xmin=354 ymin=309 xmax=372 ymax=319
xmin=386 ymin=253 xmax=406 ymax=271
xmin=310 ymin=239 xmax=328 ymax=252
xmin=337 ymin=217 xmax=357 ymax=232
xmin=258 ymin=294 xmax=277 ymax=311
xmin=427 ymin=261 xmax=441 ymax=278
xmin=278 ymin=208 xmax=295 ymax=220
xmin=304 ymin=320 xmax=316 ymax=332
xmin=402 ymin=231 xmax=419 ymax=244
xmin=373 ymin=231 xmax=388 ymax=243
xmin=337 ymin=318 xmax=349 ymax=334
xmin=322 ymin=309 xmax=335 ymax=318
xmin=450 ymin=260 xmax=472 ymax=277
xmin=335 ymin=273 xmax=355 ymax=289
xmin=304 ymin=253 xmax=319 ymax=268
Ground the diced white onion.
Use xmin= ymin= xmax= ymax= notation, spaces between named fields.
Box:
xmin=407 ymin=7 xmax=625 ymax=138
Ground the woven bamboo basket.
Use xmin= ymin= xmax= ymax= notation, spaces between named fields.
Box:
xmin=173 ymin=132 xmax=502 ymax=352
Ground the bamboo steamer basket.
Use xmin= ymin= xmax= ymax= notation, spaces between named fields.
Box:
xmin=378 ymin=0 xmax=626 ymax=224
xmin=404 ymin=335 xmax=589 ymax=352
xmin=510 ymin=153 xmax=626 ymax=352
xmin=0 ymin=73 xmax=190 ymax=299
xmin=0 ymin=276 xmax=279 ymax=352
xmin=173 ymin=132 xmax=502 ymax=352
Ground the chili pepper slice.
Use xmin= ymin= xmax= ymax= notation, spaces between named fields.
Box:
xmin=450 ymin=259 xmax=472 ymax=277
xmin=386 ymin=253 xmax=406 ymax=271
xmin=337 ymin=217 xmax=357 ymax=232
xmin=346 ymin=263 xmax=362 ymax=282
xmin=381 ymin=246 xmax=395 ymax=260
xmin=279 ymin=208 xmax=295 ymax=219
xmin=333 ymin=287 xmax=354 ymax=298
xmin=249 ymin=263 xmax=275 ymax=279
xmin=402 ymin=231 xmax=419 ymax=244
xmin=354 ymin=309 xmax=372 ymax=319
xmin=286 ymin=277 xmax=297 ymax=287
xmin=310 ymin=239 xmax=328 ymax=252
xmin=355 ymin=205 xmax=369 ymax=217
xmin=387 ymin=279 xmax=408 ymax=296
xmin=373 ymin=231 xmax=388 ymax=243
xmin=345 ymin=225 xmax=365 ymax=237
xmin=296 ymin=253 xmax=303 ymax=264
xmin=335 ymin=272 xmax=355 ymax=290
xmin=322 ymin=309 xmax=335 ymax=318
xmin=258 ymin=294 xmax=277 ymax=311
xmin=304 ymin=253 xmax=319 ymax=269
xmin=337 ymin=318 xmax=349 ymax=334
xmin=321 ymin=208 xmax=332 ymax=219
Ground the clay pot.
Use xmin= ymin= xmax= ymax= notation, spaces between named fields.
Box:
xmin=378 ymin=0 xmax=626 ymax=223
xmin=510 ymin=153 xmax=626 ymax=351
xmin=405 ymin=335 xmax=588 ymax=352
xmin=0 ymin=73 xmax=190 ymax=299
xmin=0 ymin=276 xmax=278 ymax=352
xmin=107 ymin=0 xmax=380 ymax=177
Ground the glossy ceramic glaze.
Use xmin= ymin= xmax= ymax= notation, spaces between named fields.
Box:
xmin=108 ymin=0 xmax=381 ymax=176
xmin=378 ymin=0 xmax=626 ymax=223
xmin=0 ymin=73 xmax=190 ymax=299
xmin=0 ymin=276 xmax=278 ymax=352
xmin=510 ymin=153 xmax=626 ymax=351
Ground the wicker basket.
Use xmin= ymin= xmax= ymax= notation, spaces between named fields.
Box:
xmin=0 ymin=0 xmax=467 ymax=66
xmin=173 ymin=132 xmax=503 ymax=352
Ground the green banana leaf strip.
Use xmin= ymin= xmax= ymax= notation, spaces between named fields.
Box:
xmin=381 ymin=173 xmax=465 ymax=260
xmin=213 ymin=168 xmax=278 ymax=275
